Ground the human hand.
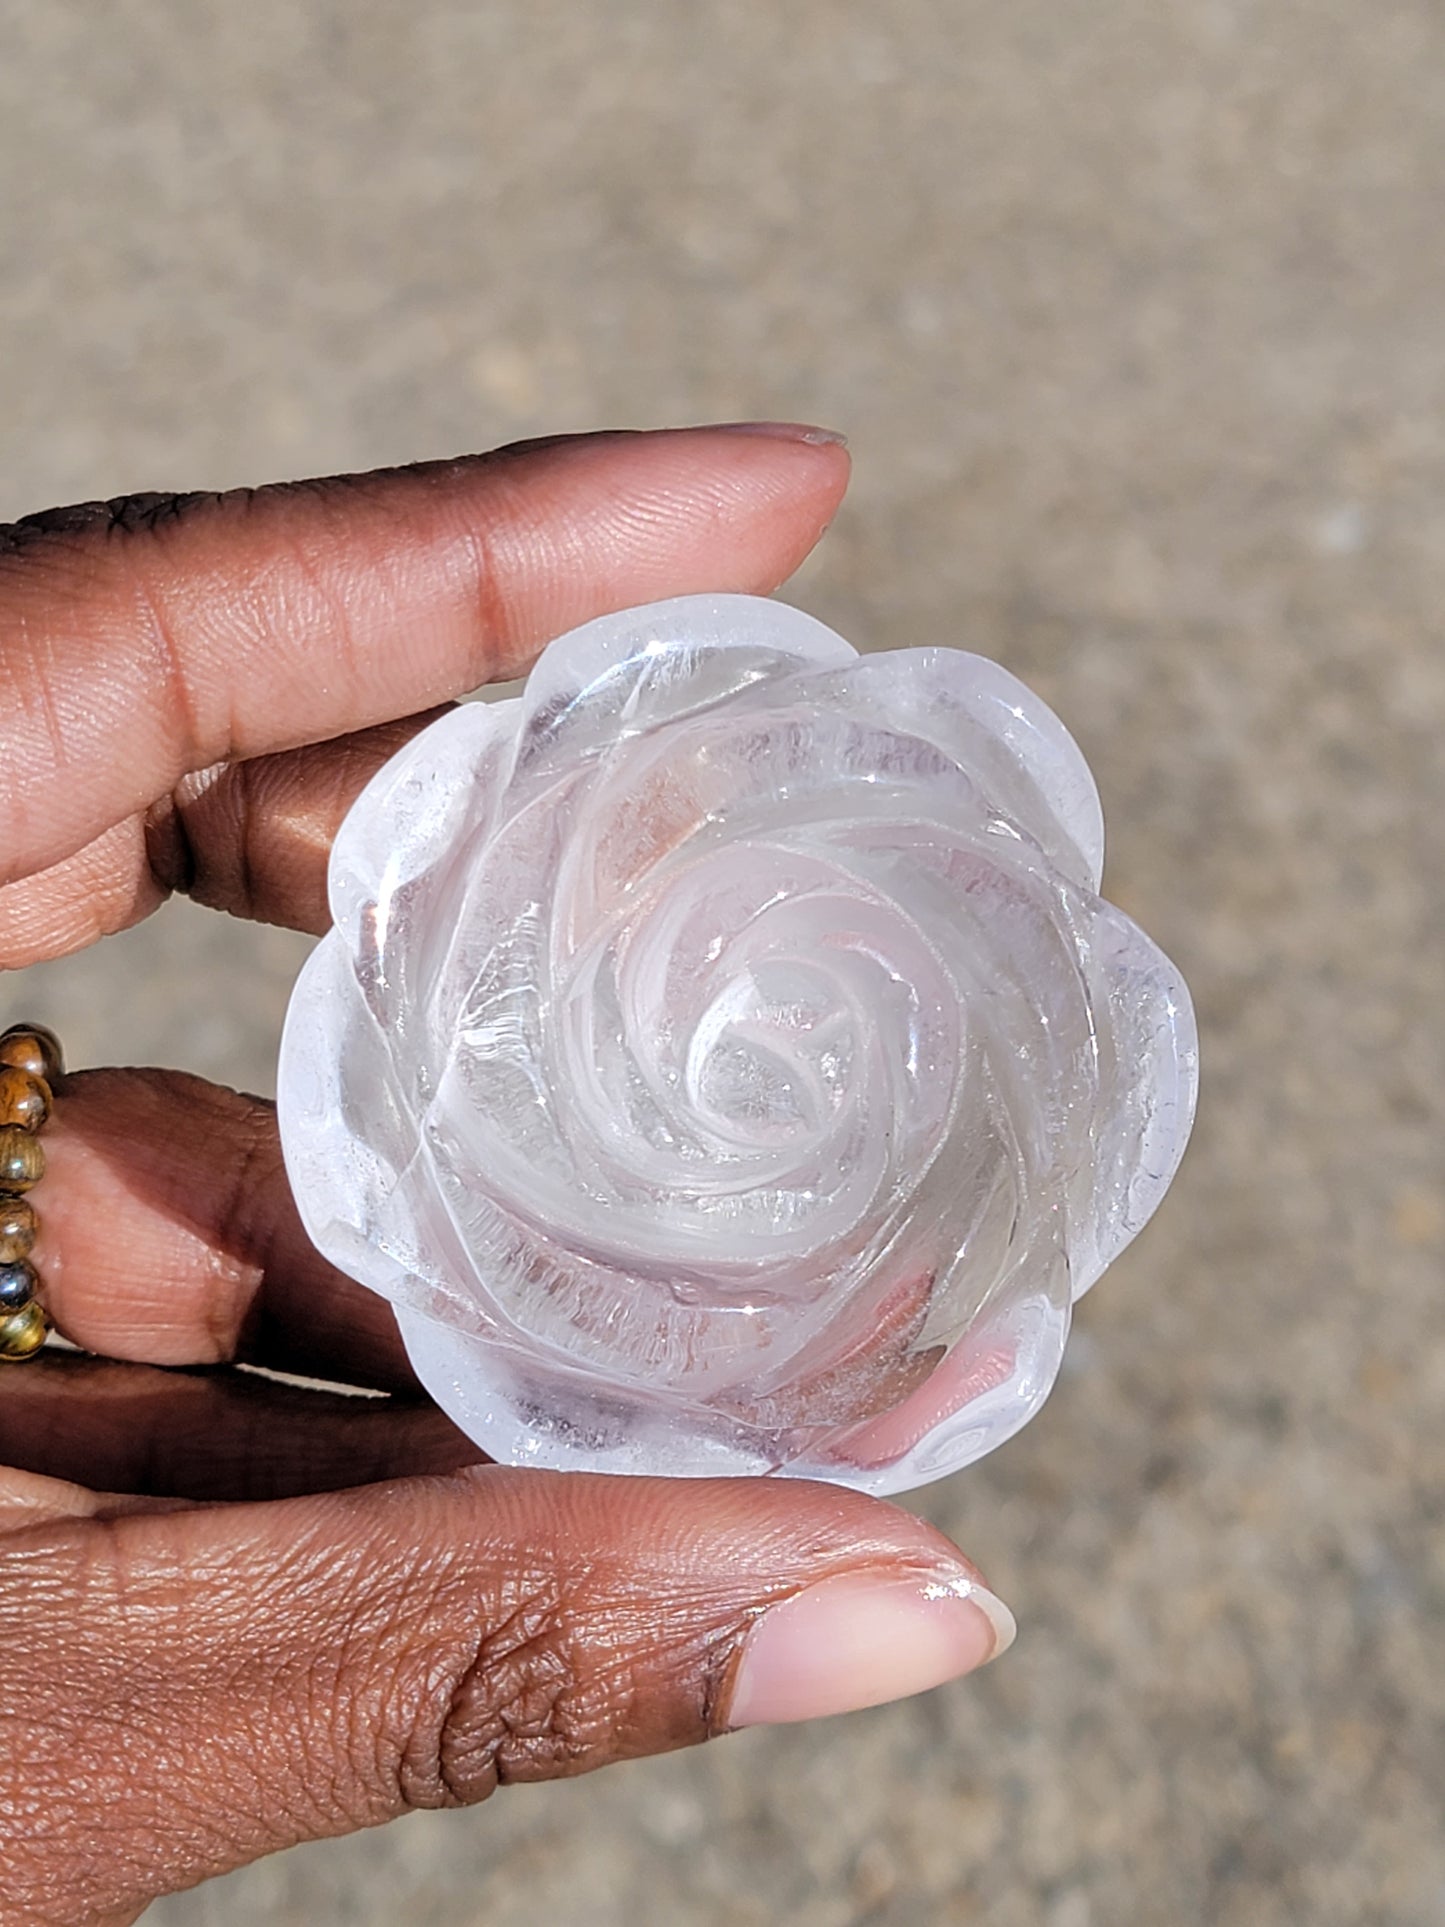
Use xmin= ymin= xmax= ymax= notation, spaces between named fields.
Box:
xmin=0 ymin=426 xmax=1014 ymax=1925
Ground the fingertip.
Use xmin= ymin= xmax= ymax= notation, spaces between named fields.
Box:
xmin=402 ymin=425 xmax=848 ymax=680
xmin=719 ymin=1566 xmax=1014 ymax=1729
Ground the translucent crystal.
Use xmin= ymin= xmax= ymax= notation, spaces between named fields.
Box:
xmin=278 ymin=595 xmax=1198 ymax=1493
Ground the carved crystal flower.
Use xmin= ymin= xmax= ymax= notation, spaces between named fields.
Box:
xmin=278 ymin=594 xmax=1197 ymax=1493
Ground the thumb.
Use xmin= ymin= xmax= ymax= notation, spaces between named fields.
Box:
xmin=2 ymin=1466 xmax=1013 ymax=1921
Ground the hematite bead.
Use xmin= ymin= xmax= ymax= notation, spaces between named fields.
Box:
xmin=0 ymin=1025 xmax=63 ymax=1084
xmin=0 ymin=1198 xmax=36 ymax=1263
xmin=0 ymin=1300 xmax=47 ymax=1359
xmin=0 ymin=1128 xmax=44 ymax=1191
xmin=0 ymin=1066 xmax=51 ymax=1132
xmin=0 ymin=1260 xmax=35 ymax=1311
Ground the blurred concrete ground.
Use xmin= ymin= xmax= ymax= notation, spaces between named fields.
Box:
xmin=2 ymin=1 xmax=1442 ymax=1921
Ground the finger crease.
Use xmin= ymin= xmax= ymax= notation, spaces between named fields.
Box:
xmin=122 ymin=555 xmax=208 ymax=773
xmin=208 ymin=1106 xmax=274 ymax=1351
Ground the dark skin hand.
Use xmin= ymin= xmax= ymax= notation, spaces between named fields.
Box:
xmin=0 ymin=425 xmax=1012 ymax=1925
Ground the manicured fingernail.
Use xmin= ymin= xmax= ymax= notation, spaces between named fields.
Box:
xmin=723 ymin=1567 xmax=1015 ymax=1728
xmin=708 ymin=420 xmax=849 ymax=447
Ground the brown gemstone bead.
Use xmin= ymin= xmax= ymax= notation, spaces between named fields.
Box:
xmin=0 ymin=1066 xmax=51 ymax=1133
xmin=0 ymin=1024 xmax=63 ymax=1083
xmin=0 ymin=1197 xmax=36 ymax=1263
xmin=0 ymin=1128 xmax=44 ymax=1191
xmin=0 ymin=1300 xmax=47 ymax=1359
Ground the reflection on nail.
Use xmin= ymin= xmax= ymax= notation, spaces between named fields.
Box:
xmin=724 ymin=1566 xmax=1015 ymax=1728
xmin=707 ymin=421 xmax=849 ymax=447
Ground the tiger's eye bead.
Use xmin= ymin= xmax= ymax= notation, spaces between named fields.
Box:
xmin=0 ymin=1024 xmax=63 ymax=1083
xmin=0 ymin=1300 xmax=47 ymax=1358
xmin=0 ymin=1260 xmax=35 ymax=1311
xmin=0 ymin=1198 xmax=36 ymax=1263
xmin=0 ymin=1066 xmax=51 ymax=1132
xmin=0 ymin=1128 xmax=44 ymax=1191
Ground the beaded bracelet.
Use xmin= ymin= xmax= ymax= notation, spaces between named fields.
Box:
xmin=0 ymin=1023 xmax=62 ymax=1361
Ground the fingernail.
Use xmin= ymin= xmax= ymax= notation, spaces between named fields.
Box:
xmin=723 ymin=1567 xmax=1015 ymax=1729
xmin=707 ymin=420 xmax=849 ymax=447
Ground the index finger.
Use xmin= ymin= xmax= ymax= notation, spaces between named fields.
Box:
xmin=0 ymin=424 xmax=849 ymax=886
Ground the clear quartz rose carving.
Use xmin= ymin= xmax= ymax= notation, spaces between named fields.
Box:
xmin=278 ymin=594 xmax=1198 ymax=1494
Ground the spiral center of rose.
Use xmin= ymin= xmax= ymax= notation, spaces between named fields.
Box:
xmin=684 ymin=959 xmax=853 ymax=1147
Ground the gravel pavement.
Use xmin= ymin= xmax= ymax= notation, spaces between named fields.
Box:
xmin=2 ymin=5 xmax=1441 ymax=1922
